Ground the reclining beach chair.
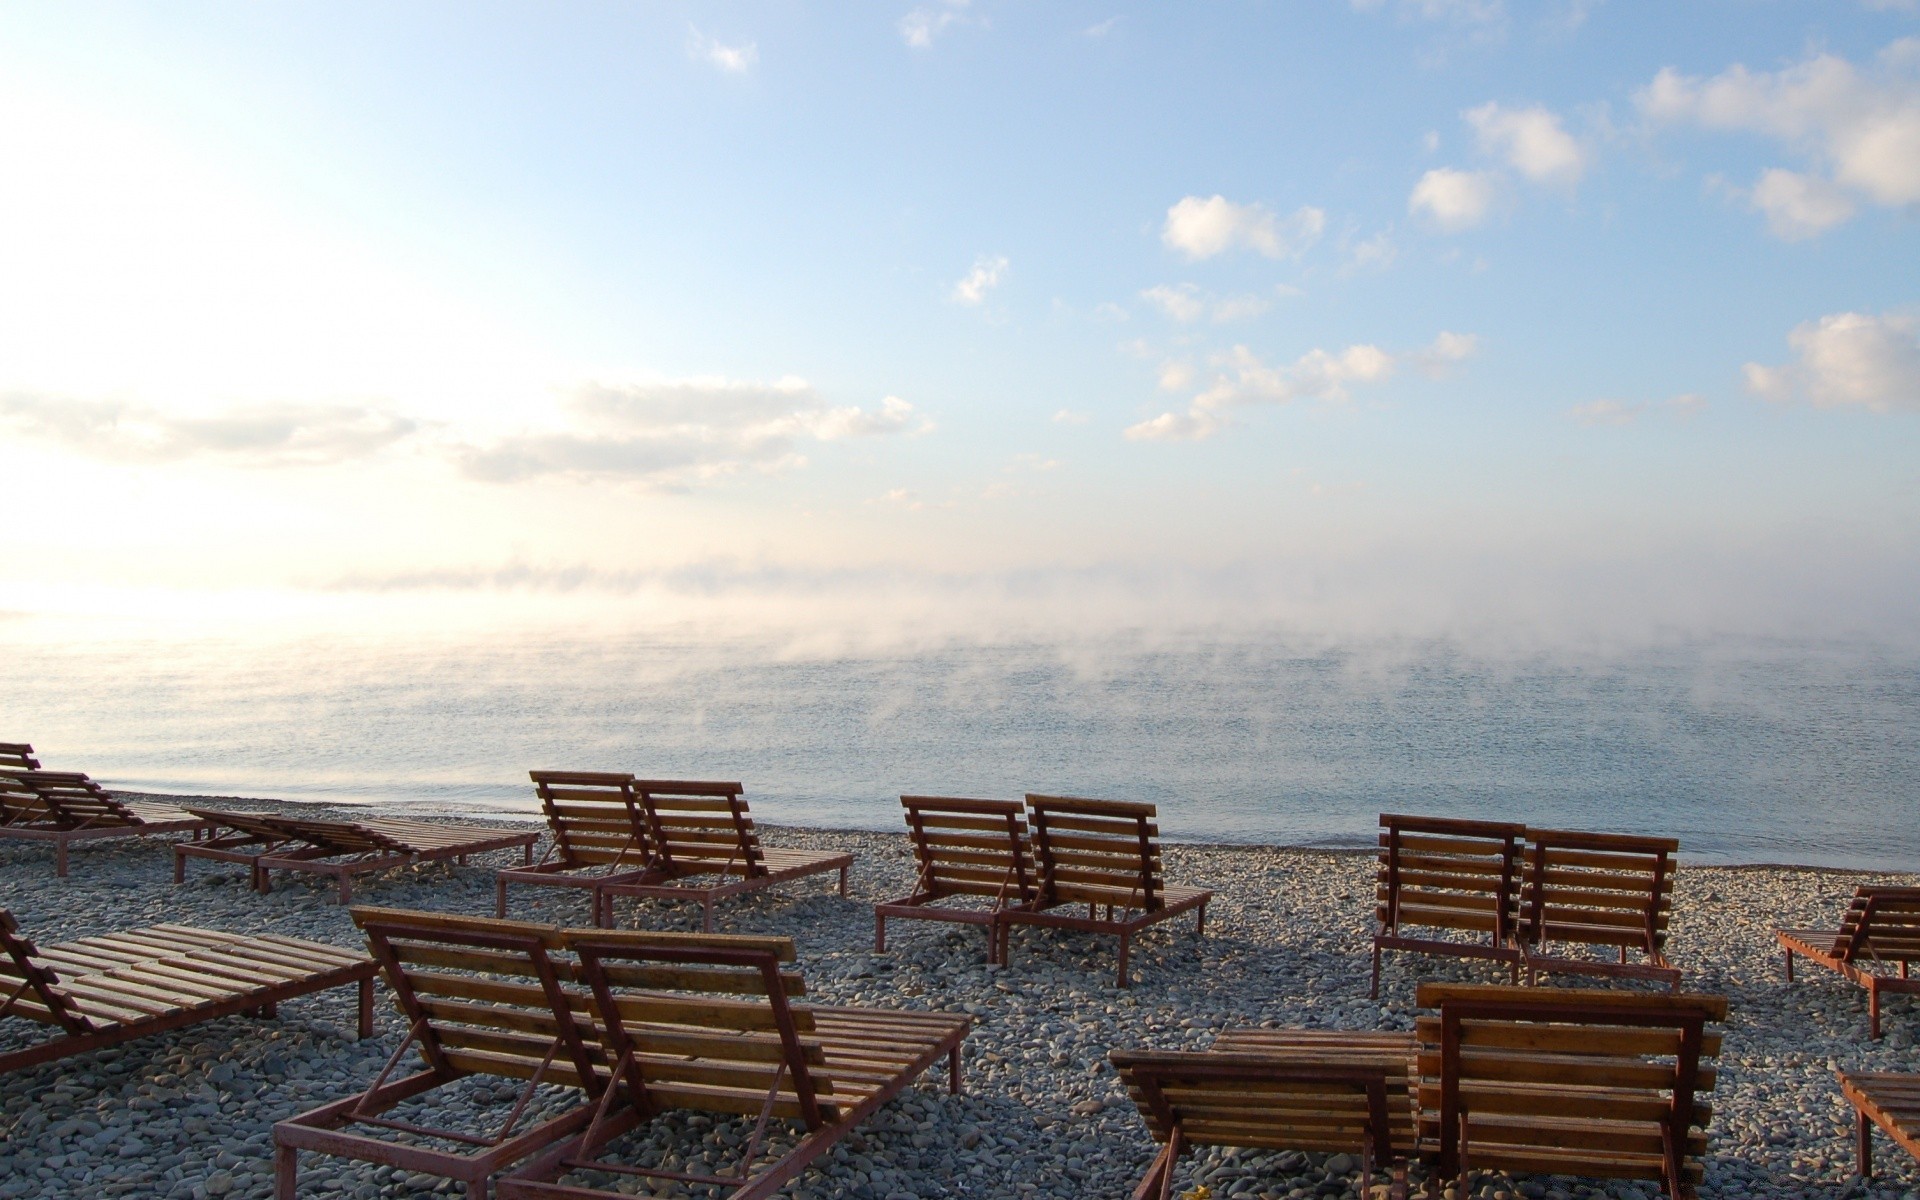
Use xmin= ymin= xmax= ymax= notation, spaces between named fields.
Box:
xmin=595 ymin=780 xmax=853 ymax=933
xmin=273 ymin=908 xmax=612 ymax=1200
xmin=0 ymin=742 xmax=40 ymax=772
xmin=1 ymin=907 xmax=375 ymax=1076
xmin=1838 ymin=1070 xmax=1920 ymax=1181
xmin=1776 ymin=886 xmax=1920 ymax=1038
xmin=873 ymin=795 xmax=1035 ymax=965
xmin=1003 ymin=794 xmax=1212 ymax=988
xmin=179 ymin=808 xmax=539 ymax=903
xmin=496 ymin=925 xmax=972 ymax=1200
xmin=0 ymin=770 xmax=214 ymax=876
xmin=1413 ymin=982 xmax=1726 ymax=1200
xmin=1518 ymin=828 xmax=1681 ymax=988
xmin=495 ymin=772 xmax=656 ymax=922
xmin=1371 ymin=813 xmax=1527 ymax=998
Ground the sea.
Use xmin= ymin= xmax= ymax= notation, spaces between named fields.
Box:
xmin=4 ymin=597 xmax=1917 ymax=872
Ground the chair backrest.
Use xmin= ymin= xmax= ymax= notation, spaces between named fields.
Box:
xmin=1377 ymin=814 xmax=1527 ymax=945
xmin=530 ymin=771 xmax=649 ymax=871
xmin=0 ymin=743 xmax=40 ymax=773
xmin=0 ymin=772 xmax=54 ymax=827
xmin=1414 ymin=983 xmax=1726 ymax=1195
xmin=899 ymin=796 xmax=1034 ymax=907
xmin=1110 ymin=1049 xmax=1401 ymax=1172
xmin=1024 ymin=794 xmax=1166 ymax=912
xmin=1520 ymin=829 xmax=1678 ymax=957
xmin=274 ymin=815 xmax=416 ymax=855
xmin=0 ymin=910 xmax=92 ymax=1034
xmin=1836 ymin=886 xmax=1920 ymax=964
xmin=633 ymin=780 xmax=763 ymax=879
xmin=187 ymin=808 xmax=298 ymax=842
xmin=350 ymin=907 xmax=608 ymax=1095
xmin=13 ymin=771 xmax=142 ymax=830
xmin=562 ymin=928 xmax=833 ymax=1127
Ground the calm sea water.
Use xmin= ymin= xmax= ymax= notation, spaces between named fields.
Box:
xmin=5 ymin=610 xmax=1917 ymax=870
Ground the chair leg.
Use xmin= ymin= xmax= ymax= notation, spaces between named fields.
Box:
xmin=1369 ymin=943 xmax=1383 ymax=1000
xmin=1869 ymin=983 xmax=1882 ymax=1039
xmin=358 ymin=977 xmax=375 ymax=1040
xmin=1784 ymin=949 xmax=1795 ymax=981
xmin=703 ymin=898 xmax=715 ymax=934
xmin=838 ymin=864 xmax=849 ymax=897
xmin=495 ymin=876 xmax=510 ymax=919
xmin=948 ymin=1045 xmax=962 ymax=1094
xmin=337 ymin=873 xmax=353 ymax=905
xmin=1857 ymin=1108 xmax=1875 ymax=1179
xmin=55 ymin=837 xmax=68 ymax=878
xmin=274 ymin=1143 xmax=297 ymax=1200
xmin=1117 ymin=933 xmax=1132 ymax=989
xmin=875 ymin=912 xmax=887 ymax=953
xmin=174 ymin=849 xmax=187 ymax=884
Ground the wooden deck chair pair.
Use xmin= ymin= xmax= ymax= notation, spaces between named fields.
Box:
xmin=1112 ymin=983 xmax=1726 ymax=1200
xmin=1776 ymin=885 xmax=1920 ymax=1038
xmin=274 ymin=907 xmax=970 ymax=1200
xmin=1372 ymin=813 xmax=1681 ymax=997
xmin=875 ymin=793 xmax=1213 ymax=988
xmin=178 ymin=808 xmax=538 ymax=903
xmin=0 ymin=907 xmax=377 ymax=1076
xmin=498 ymin=772 xmax=854 ymax=933
xmin=0 ymin=767 xmax=214 ymax=876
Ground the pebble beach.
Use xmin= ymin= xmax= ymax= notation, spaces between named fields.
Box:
xmin=3 ymin=795 xmax=1917 ymax=1200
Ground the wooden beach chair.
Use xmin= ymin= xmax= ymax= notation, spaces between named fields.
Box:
xmin=595 ymin=780 xmax=853 ymax=933
xmin=1518 ymin=828 xmax=1681 ymax=988
xmin=1003 ymin=794 xmax=1212 ymax=988
xmin=873 ymin=795 xmax=1035 ymax=965
xmin=1110 ymin=1045 xmax=1410 ymax=1200
xmin=1413 ymin=982 xmax=1726 ymax=1200
xmin=1371 ymin=813 xmax=1527 ymax=999
xmin=179 ymin=808 xmax=539 ymax=903
xmin=495 ymin=772 xmax=656 ymax=922
xmin=1776 ymin=886 xmax=1920 ymax=1038
xmin=495 ymin=925 xmax=972 ymax=1200
xmin=0 ymin=770 xmax=214 ymax=876
xmin=1838 ymin=1070 xmax=1920 ymax=1180
xmin=0 ymin=742 xmax=41 ymax=772
xmin=1 ymin=907 xmax=376 ymax=1076
xmin=272 ymin=908 xmax=611 ymax=1200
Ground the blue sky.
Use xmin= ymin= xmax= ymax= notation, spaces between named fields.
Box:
xmin=3 ymin=1 xmax=1917 ymax=644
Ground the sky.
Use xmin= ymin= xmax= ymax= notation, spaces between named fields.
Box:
xmin=3 ymin=1 xmax=1918 ymax=647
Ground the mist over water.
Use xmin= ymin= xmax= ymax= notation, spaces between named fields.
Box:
xmin=4 ymin=601 xmax=1917 ymax=871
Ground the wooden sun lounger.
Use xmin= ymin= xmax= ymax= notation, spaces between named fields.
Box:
xmin=1 ymin=908 xmax=376 ymax=1076
xmin=1003 ymin=794 xmax=1212 ymax=988
xmin=1519 ymin=828 xmax=1681 ymax=988
xmin=874 ymin=795 xmax=1036 ymax=965
xmin=495 ymin=772 xmax=657 ymax=921
xmin=1414 ymin=982 xmax=1726 ymax=1200
xmin=178 ymin=808 xmax=538 ymax=903
xmin=1839 ymin=1070 xmax=1920 ymax=1180
xmin=495 ymin=925 xmax=972 ymax=1200
xmin=0 ymin=770 xmax=214 ymax=876
xmin=594 ymin=780 xmax=853 ymax=933
xmin=0 ymin=742 xmax=41 ymax=772
xmin=1372 ymin=813 xmax=1528 ymax=998
xmin=1777 ymin=886 xmax=1920 ymax=1038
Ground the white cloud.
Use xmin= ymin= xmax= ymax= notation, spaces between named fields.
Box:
xmin=1408 ymin=168 xmax=1498 ymax=231
xmin=1140 ymin=283 xmax=1273 ymax=325
xmin=1465 ymin=102 xmax=1588 ymax=185
xmin=1565 ymin=394 xmax=1709 ymax=426
xmin=1084 ymin=16 xmax=1121 ymax=37
xmin=1347 ymin=230 xmax=1398 ymax=271
xmin=687 ymin=26 xmax=758 ymax=73
xmin=1748 ymin=168 xmax=1858 ymax=239
xmin=1415 ymin=330 xmax=1480 ymax=373
xmin=900 ymin=0 xmax=971 ymax=49
xmin=1161 ymin=195 xmax=1325 ymax=260
xmin=0 ymin=393 xmax=417 ymax=465
xmin=1744 ymin=311 xmax=1920 ymax=412
xmin=951 ymin=254 xmax=1009 ymax=305
xmin=1051 ymin=409 xmax=1091 ymax=425
xmin=1158 ymin=361 xmax=1195 ymax=391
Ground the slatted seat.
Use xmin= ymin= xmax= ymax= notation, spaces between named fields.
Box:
xmin=1110 ymin=1043 xmax=1410 ymax=1200
xmin=495 ymin=772 xmax=656 ymax=922
xmin=1519 ymin=829 xmax=1680 ymax=989
xmin=495 ymin=926 xmax=971 ymax=1200
xmin=1372 ymin=814 xmax=1527 ymax=998
xmin=1002 ymin=794 xmax=1212 ymax=988
xmin=874 ymin=795 xmax=1036 ymax=965
xmin=1 ymin=908 xmax=375 ymax=1076
xmin=0 ymin=770 xmax=214 ymax=876
xmin=1414 ymin=983 xmax=1726 ymax=1200
xmin=1839 ymin=1071 xmax=1920 ymax=1180
xmin=1777 ymin=886 xmax=1920 ymax=1038
xmin=0 ymin=742 xmax=41 ymax=772
xmin=178 ymin=808 xmax=539 ymax=903
xmin=595 ymin=780 xmax=853 ymax=933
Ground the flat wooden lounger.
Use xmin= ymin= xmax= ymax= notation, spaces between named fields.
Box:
xmin=496 ymin=926 xmax=971 ymax=1200
xmin=1519 ymin=828 xmax=1681 ymax=988
xmin=0 ymin=770 xmax=214 ymax=876
xmin=1414 ymin=983 xmax=1726 ymax=1200
xmin=495 ymin=771 xmax=657 ymax=921
xmin=1372 ymin=813 xmax=1527 ymax=998
xmin=1 ymin=908 xmax=376 ymax=1075
xmin=1004 ymin=794 xmax=1212 ymax=988
xmin=1839 ymin=1070 xmax=1920 ymax=1180
xmin=1777 ymin=886 xmax=1920 ymax=1039
xmin=178 ymin=808 xmax=538 ymax=903
xmin=594 ymin=780 xmax=853 ymax=933
xmin=874 ymin=795 xmax=1036 ymax=965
